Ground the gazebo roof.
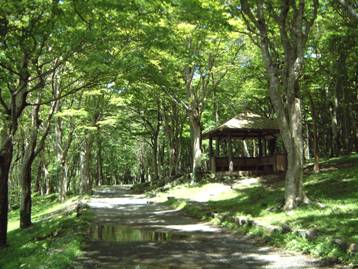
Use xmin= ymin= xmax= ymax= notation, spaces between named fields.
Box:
xmin=203 ymin=113 xmax=280 ymax=139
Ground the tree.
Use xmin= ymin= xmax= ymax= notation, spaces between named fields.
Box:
xmin=162 ymin=1 xmax=239 ymax=182
xmin=0 ymin=0 xmax=63 ymax=246
xmin=238 ymin=0 xmax=319 ymax=210
xmin=0 ymin=0 xmax=100 ymax=246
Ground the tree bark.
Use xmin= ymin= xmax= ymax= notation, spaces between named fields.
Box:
xmin=19 ymin=101 xmax=41 ymax=229
xmin=80 ymin=135 xmax=93 ymax=194
xmin=55 ymin=103 xmax=73 ymax=201
xmin=34 ymin=160 xmax=42 ymax=194
xmin=44 ymin=160 xmax=52 ymax=195
xmin=96 ymin=137 xmax=104 ymax=186
xmin=151 ymin=135 xmax=159 ymax=182
xmin=309 ymin=93 xmax=320 ymax=173
xmin=0 ymin=135 xmax=12 ymax=247
xmin=190 ymin=112 xmax=202 ymax=182
xmin=0 ymin=77 xmax=28 ymax=246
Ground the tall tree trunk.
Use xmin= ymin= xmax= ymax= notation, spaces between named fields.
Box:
xmin=80 ymin=135 xmax=93 ymax=194
xmin=331 ymin=52 xmax=347 ymax=156
xmin=309 ymin=94 xmax=320 ymax=173
xmin=55 ymin=115 xmax=73 ymax=201
xmin=44 ymin=160 xmax=52 ymax=195
xmin=330 ymin=93 xmax=338 ymax=156
xmin=280 ymin=98 xmax=306 ymax=210
xmin=19 ymin=154 xmax=35 ymax=229
xmin=190 ymin=112 xmax=202 ymax=182
xmin=151 ymin=136 xmax=159 ymax=182
xmin=19 ymin=102 xmax=40 ymax=229
xmin=96 ymin=137 xmax=103 ymax=186
xmin=53 ymin=85 xmax=73 ymax=201
xmin=58 ymin=157 xmax=69 ymax=201
xmin=0 ymin=135 xmax=12 ymax=247
xmin=304 ymin=124 xmax=310 ymax=161
xmin=34 ymin=160 xmax=42 ymax=194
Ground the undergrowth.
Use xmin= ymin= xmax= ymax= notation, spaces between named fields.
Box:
xmin=0 ymin=194 xmax=91 ymax=269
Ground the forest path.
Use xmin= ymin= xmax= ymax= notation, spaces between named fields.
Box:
xmin=75 ymin=186 xmax=335 ymax=269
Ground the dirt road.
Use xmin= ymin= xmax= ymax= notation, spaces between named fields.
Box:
xmin=75 ymin=186 xmax=336 ymax=269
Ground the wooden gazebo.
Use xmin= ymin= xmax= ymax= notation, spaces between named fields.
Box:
xmin=203 ymin=113 xmax=287 ymax=174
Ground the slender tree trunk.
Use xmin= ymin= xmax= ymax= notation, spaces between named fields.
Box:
xmin=55 ymin=101 xmax=66 ymax=201
xmin=44 ymin=161 xmax=52 ymax=195
xmin=331 ymin=52 xmax=346 ymax=155
xmin=96 ymin=137 xmax=103 ymax=186
xmin=304 ymin=124 xmax=310 ymax=161
xmin=80 ymin=136 xmax=93 ymax=194
xmin=330 ymin=94 xmax=338 ymax=156
xmin=34 ymin=160 xmax=42 ymax=194
xmin=55 ymin=122 xmax=73 ymax=201
xmin=19 ymin=102 xmax=40 ymax=229
xmin=190 ymin=113 xmax=202 ymax=182
xmin=54 ymin=87 xmax=73 ymax=201
xmin=58 ymin=159 xmax=69 ymax=201
xmin=151 ymin=136 xmax=159 ymax=182
xmin=309 ymin=94 xmax=320 ymax=173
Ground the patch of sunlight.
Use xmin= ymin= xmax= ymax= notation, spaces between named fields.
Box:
xmin=8 ymin=220 xmax=19 ymax=232
xmin=8 ymin=196 xmax=80 ymax=232
xmin=155 ymin=183 xmax=238 ymax=203
xmin=232 ymin=177 xmax=260 ymax=189
xmin=162 ymin=223 xmax=221 ymax=233
xmin=87 ymin=197 xmax=148 ymax=208
xmin=153 ymin=208 xmax=182 ymax=215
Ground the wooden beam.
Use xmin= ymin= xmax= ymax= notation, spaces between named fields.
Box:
xmin=228 ymin=136 xmax=234 ymax=173
xmin=209 ymin=137 xmax=216 ymax=174
xmin=258 ymin=137 xmax=263 ymax=157
xmin=209 ymin=137 xmax=213 ymax=157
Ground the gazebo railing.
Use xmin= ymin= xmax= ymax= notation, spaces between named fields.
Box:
xmin=210 ymin=153 xmax=286 ymax=173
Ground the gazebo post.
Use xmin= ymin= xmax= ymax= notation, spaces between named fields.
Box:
xmin=209 ymin=137 xmax=216 ymax=174
xmin=258 ymin=137 xmax=263 ymax=157
xmin=228 ymin=136 xmax=234 ymax=173
xmin=263 ymin=138 xmax=267 ymax=156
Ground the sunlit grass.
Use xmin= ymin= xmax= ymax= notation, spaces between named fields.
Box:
xmin=159 ymin=153 xmax=358 ymax=265
xmin=0 ymin=194 xmax=89 ymax=269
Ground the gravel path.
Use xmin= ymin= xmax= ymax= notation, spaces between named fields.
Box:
xmin=75 ymin=186 xmax=339 ymax=269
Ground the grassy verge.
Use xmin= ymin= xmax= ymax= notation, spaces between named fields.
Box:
xmin=153 ymin=153 xmax=358 ymax=267
xmin=0 ymin=194 xmax=91 ymax=269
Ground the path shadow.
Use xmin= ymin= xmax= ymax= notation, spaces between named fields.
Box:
xmin=75 ymin=186 xmax=330 ymax=269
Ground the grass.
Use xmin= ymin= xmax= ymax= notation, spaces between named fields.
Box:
xmin=154 ymin=153 xmax=358 ymax=266
xmin=0 ymin=194 xmax=91 ymax=269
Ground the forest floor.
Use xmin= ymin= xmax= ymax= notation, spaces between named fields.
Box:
xmin=74 ymin=185 xmax=340 ymax=269
xmin=1 ymin=154 xmax=356 ymax=269
xmin=0 ymin=194 xmax=90 ymax=269
xmin=149 ymin=153 xmax=358 ymax=267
